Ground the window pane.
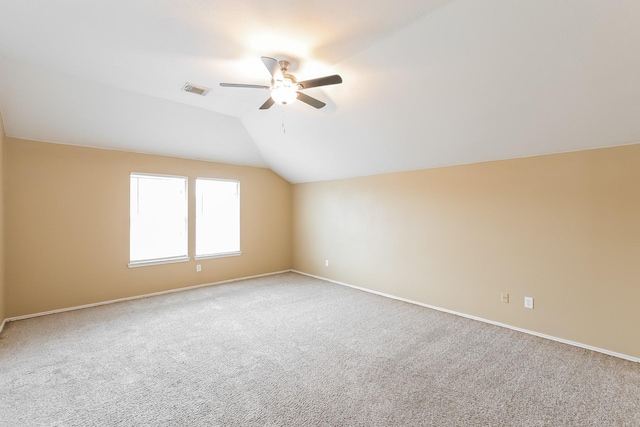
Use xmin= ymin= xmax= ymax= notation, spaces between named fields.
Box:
xmin=196 ymin=179 xmax=240 ymax=256
xmin=130 ymin=173 xmax=188 ymax=263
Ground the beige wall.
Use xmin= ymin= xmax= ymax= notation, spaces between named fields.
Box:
xmin=293 ymin=144 xmax=640 ymax=359
xmin=0 ymin=113 xmax=5 ymax=325
xmin=4 ymin=133 xmax=639 ymax=359
xmin=5 ymin=138 xmax=292 ymax=317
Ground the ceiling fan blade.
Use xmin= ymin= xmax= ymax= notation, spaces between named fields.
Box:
xmin=297 ymin=92 xmax=326 ymax=109
xmin=261 ymin=56 xmax=284 ymax=81
xmin=220 ymin=83 xmax=269 ymax=89
xmin=297 ymin=75 xmax=342 ymax=90
xmin=259 ymin=97 xmax=275 ymax=110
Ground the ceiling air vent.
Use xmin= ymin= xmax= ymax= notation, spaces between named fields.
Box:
xmin=182 ymin=83 xmax=210 ymax=96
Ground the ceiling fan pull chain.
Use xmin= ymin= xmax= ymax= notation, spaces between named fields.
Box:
xmin=282 ymin=108 xmax=286 ymax=135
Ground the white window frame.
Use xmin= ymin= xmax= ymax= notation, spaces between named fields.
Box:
xmin=129 ymin=172 xmax=190 ymax=268
xmin=194 ymin=177 xmax=241 ymax=260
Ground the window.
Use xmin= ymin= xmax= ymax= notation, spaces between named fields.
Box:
xmin=129 ymin=173 xmax=188 ymax=266
xmin=196 ymin=178 xmax=240 ymax=258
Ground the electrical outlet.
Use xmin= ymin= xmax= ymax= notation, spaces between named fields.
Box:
xmin=325 ymin=259 xmax=329 ymax=267
xmin=524 ymin=296 xmax=534 ymax=309
xmin=196 ymin=264 xmax=202 ymax=272
xmin=501 ymin=293 xmax=509 ymax=303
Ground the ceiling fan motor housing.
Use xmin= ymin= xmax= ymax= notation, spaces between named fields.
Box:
xmin=277 ymin=60 xmax=291 ymax=73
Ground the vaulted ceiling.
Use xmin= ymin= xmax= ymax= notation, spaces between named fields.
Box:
xmin=1 ymin=0 xmax=639 ymax=183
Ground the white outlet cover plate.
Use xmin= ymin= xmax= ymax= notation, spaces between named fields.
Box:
xmin=524 ymin=297 xmax=534 ymax=309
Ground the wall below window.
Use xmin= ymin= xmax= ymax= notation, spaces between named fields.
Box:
xmin=5 ymin=138 xmax=292 ymax=318
xmin=292 ymin=144 xmax=640 ymax=359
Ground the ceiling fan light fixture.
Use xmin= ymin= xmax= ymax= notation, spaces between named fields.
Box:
xmin=220 ymin=56 xmax=342 ymax=110
xmin=271 ymin=80 xmax=298 ymax=105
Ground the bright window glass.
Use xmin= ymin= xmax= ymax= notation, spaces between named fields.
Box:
xmin=130 ymin=173 xmax=188 ymax=264
xmin=196 ymin=178 xmax=240 ymax=257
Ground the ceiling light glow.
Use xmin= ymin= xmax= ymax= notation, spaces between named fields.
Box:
xmin=271 ymin=79 xmax=298 ymax=105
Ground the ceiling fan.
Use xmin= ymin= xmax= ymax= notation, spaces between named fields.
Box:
xmin=220 ymin=56 xmax=342 ymax=110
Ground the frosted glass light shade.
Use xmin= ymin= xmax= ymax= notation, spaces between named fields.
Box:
xmin=271 ymin=80 xmax=298 ymax=104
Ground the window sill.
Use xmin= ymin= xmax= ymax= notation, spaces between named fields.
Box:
xmin=128 ymin=256 xmax=191 ymax=268
xmin=194 ymin=251 xmax=242 ymax=261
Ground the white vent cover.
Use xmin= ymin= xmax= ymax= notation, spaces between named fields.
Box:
xmin=183 ymin=83 xmax=210 ymax=96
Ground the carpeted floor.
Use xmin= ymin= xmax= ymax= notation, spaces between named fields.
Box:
xmin=0 ymin=272 xmax=638 ymax=426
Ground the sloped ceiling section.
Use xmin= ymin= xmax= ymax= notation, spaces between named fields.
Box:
xmin=0 ymin=0 xmax=639 ymax=183
xmin=246 ymin=0 xmax=640 ymax=182
xmin=0 ymin=57 xmax=265 ymax=166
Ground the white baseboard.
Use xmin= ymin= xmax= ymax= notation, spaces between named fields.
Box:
xmin=292 ymin=270 xmax=640 ymax=364
xmin=5 ymin=268 xmax=638 ymax=364
xmin=4 ymin=270 xmax=291 ymax=323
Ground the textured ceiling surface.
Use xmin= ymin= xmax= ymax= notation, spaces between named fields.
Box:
xmin=0 ymin=0 xmax=639 ymax=183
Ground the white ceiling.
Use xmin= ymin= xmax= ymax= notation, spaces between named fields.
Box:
xmin=1 ymin=0 xmax=639 ymax=183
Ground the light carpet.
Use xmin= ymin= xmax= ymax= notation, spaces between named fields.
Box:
xmin=0 ymin=272 xmax=638 ymax=426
